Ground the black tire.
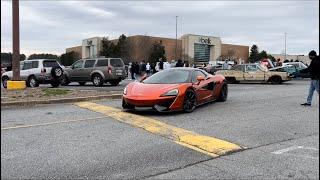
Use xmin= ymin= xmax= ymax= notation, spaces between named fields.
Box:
xmin=270 ymin=76 xmax=282 ymax=84
xmin=183 ymin=89 xmax=197 ymax=113
xmin=50 ymin=81 xmax=60 ymax=88
xmin=122 ymin=99 xmax=134 ymax=110
xmin=92 ymin=74 xmax=103 ymax=87
xmin=61 ymin=75 xmax=70 ymax=86
xmin=27 ymin=76 xmax=39 ymax=87
xmin=225 ymin=77 xmax=236 ymax=84
xmin=78 ymin=82 xmax=86 ymax=86
xmin=51 ymin=66 xmax=63 ymax=79
xmin=218 ymin=84 xmax=228 ymax=102
xmin=110 ymin=80 xmax=120 ymax=86
xmin=2 ymin=76 xmax=9 ymax=89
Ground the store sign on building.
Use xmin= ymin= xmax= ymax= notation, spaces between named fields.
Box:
xmin=199 ymin=37 xmax=211 ymax=45
xmin=87 ymin=40 xmax=93 ymax=46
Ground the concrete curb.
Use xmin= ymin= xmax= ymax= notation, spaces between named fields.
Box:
xmin=1 ymin=94 xmax=123 ymax=107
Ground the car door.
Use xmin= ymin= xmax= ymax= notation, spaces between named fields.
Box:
xmin=69 ymin=60 xmax=84 ymax=81
xmin=82 ymin=59 xmax=96 ymax=81
xmin=192 ymin=70 xmax=213 ymax=104
xmin=20 ymin=61 xmax=39 ymax=80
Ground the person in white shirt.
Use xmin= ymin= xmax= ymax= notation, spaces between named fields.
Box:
xmin=164 ymin=61 xmax=171 ymax=70
xmin=146 ymin=62 xmax=151 ymax=75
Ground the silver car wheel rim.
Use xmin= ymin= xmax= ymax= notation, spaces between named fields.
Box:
xmin=94 ymin=77 xmax=100 ymax=85
xmin=30 ymin=79 xmax=36 ymax=87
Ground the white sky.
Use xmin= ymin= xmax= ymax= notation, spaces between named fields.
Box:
xmin=1 ymin=1 xmax=319 ymax=57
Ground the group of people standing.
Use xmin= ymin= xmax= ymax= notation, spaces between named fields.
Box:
xmin=129 ymin=58 xmax=187 ymax=80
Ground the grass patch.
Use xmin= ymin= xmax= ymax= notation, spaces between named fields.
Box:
xmin=42 ymin=88 xmax=70 ymax=96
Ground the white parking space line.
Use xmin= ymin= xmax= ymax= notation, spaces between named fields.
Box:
xmin=271 ymin=146 xmax=319 ymax=160
xmin=271 ymin=146 xmax=303 ymax=154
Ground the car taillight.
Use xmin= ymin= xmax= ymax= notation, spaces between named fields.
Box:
xmin=107 ymin=66 xmax=112 ymax=74
xmin=41 ymin=68 xmax=46 ymax=73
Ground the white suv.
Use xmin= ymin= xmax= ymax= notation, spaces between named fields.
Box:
xmin=1 ymin=59 xmax=64 ymax=88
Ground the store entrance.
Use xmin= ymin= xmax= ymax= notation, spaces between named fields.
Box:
xmin=194 ymin=43 xmax=211 ymax=62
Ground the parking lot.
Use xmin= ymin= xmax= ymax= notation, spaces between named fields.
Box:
xmin=1 ymin=80 xmax=319 ymax=179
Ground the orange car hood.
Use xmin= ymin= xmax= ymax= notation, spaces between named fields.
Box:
xmin=128 ymin=82 xmax=182 ymax=97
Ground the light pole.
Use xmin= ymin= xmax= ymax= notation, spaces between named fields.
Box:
xmin=175 ymin=15 xmax=178 ymax=61
xmin=284 ymin=32 xmax=287 ymax=62
xmin=12 ymin=0 xmax=20 ymax=81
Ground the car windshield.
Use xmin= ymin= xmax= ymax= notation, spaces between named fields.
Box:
xmin=143 ymin=69 xmax=190 ymax=84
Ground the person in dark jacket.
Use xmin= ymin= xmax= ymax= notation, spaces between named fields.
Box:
xmin=175 ymin=59 xmax=184 ymax=67
xmin=300 ymin=50 xmax=320 ymax=106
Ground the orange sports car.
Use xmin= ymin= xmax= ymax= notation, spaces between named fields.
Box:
xmin=122 ymin=68 xmax=228 ymax=112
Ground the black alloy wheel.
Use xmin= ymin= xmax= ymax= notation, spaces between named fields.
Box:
xmin=183 ymin=90 xmax=197 ymax=113
xmin=218 ymin=84 xmax=228 ymax=102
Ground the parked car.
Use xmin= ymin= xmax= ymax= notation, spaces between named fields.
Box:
xmin=62 ymin=58 xmax=126 ymax=86
xmin=202 ymin=65 xmax=223 ymax=75
xmin=122 ymin=68 xmax=228 ymax=112
xmin=269 ymin=64 xmax=310 ymax=78
xmin=215 ymin=64 xmax=292 ymax=84
xmin=1 ymin=59 xmax=64 ymax=88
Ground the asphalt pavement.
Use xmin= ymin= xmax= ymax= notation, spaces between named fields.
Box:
xmin=1 ymin=80 xmax=319 ymax=179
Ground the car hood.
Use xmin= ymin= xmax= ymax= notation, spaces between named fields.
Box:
xmin=127 ymin=82 xmax=182 ymax=97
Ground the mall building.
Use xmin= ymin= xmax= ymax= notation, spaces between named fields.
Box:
xmin=66 ymin=34 xmax=249 ymax=65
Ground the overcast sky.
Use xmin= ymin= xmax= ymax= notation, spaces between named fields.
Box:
xmin=1 ymin=1 xmax=319 ymax=57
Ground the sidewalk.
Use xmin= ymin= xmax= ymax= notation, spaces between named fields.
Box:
xmin=1 ymin=87 xmax=122 ymax=107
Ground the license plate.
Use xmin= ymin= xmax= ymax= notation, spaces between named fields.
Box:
xmin=116 ymin=73 xmax=122 ymax=75
xmin=116 ymin=70 xmax=122 ymax=75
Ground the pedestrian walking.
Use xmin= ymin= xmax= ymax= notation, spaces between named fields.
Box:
xmin=146 ymin=62 xmax=151 ymax=75
xmin=164 ymin=60 xmax=171 ymax=70
xmin=129 ymin=62 xmax=135 ymax=80
xmin=300 ymin=50 xmax=320 ymax=106
xmin=222 ymin=60 xmax=229 ymax=70
xmin=159 ymin=58 xmax=164 ymax=71
xmin=133 ymin=62 xmax=140 ymax=80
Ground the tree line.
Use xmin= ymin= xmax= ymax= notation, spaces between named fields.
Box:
xmin=248 ymin=44 xmax=276 ymax=63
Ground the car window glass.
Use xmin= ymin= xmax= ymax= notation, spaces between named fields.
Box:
xmin=143 ymin=70 xmax=190 ymax=84
xmin=192 ymin=71 xmax=206 ymax=82
xmin=22 ymin=62 xmax=33 ymax=70
xmin=32 ymin=61 xmax=39 ymax=68
xmin=231 ymin=65 xmax=244 ymax=71
xmin=96 ymin=59 xmax=108 ymax=67
xmin=43 ymin=60 xmax=59 ymax=67
xmin=246 ymin=65 xmax=258 ymax=72
xmin=84 ymin=60 xmax=95 ymax=68
xmin=110 ymin=58 xmax=124 ymax=67
xmin=73 ymin=60 xmax=84 ymax=69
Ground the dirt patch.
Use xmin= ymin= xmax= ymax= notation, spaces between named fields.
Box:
xmin=1 ymin=87 xmax=122 ymax=103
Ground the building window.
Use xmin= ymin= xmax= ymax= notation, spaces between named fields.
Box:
xmin=194 ymin=43 xmax=210 ymax=62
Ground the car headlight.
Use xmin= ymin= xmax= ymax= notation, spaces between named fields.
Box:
xmin=123 ymin=87 xmax=127 ymax=95
xmin=161 ymin=89 xmax=179 ymax=97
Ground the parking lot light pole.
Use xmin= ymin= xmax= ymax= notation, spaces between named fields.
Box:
xmin=175 ymin=15 xmax=178 ymax=61
xmin=284 ymin=32 xmax=287 ymax=62
xmin=12 ymin=0 xmax=20 ymax=81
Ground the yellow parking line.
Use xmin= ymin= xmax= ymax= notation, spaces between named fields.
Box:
xmin=1 ymin=116 xmax=107 ymax=131
xmin=74 ymin=101 xmax=245 ymax=157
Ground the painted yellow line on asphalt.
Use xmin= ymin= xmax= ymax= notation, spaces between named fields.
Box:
xmin=1 ymin=116 xmax=107 ymax=131
xmin=74 ymin=101 xmax=244 ymax=157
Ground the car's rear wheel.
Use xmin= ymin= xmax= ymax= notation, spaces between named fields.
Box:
xmin=270 ymin=76 xmax=282 ymax=84
xmin=122 ymin=99 xmax=134 ymax=110
xmin=92 ymin=74 xmax=103 ymax=87
xmin=27 ymin=76 xmax=39 ymax=87
xmin=218 ymin=84 xmax=228 ymax=102
xmin=110 ymin=80 xmax=120 ymax=86
xmin=50 ymin=81 xmax=60 ymax=88
xmin=78 ymin=82 xmax=86 ymax=86
xmin=2 ymin=76 xmax=9 ymax=88
xmin=183 ymin=90 xmax=196 ymax=113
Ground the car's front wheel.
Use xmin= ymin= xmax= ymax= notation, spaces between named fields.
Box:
xmin=183 ymin=89 xmax=197 ymax=113
xmin=27 ymin=76 xmax=39 ymax=87
xmin=50 ymin=81 xmax=60 ymax=88
xmin=2 ymin=76 xmax=9 ymax=88
xmin=92 ymin=74 xmax=103 ymax=87
xmin=270 ymin=76 xmax=282 ymax=84
xmin=218 ymin=83 xmax=228 ymax=102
